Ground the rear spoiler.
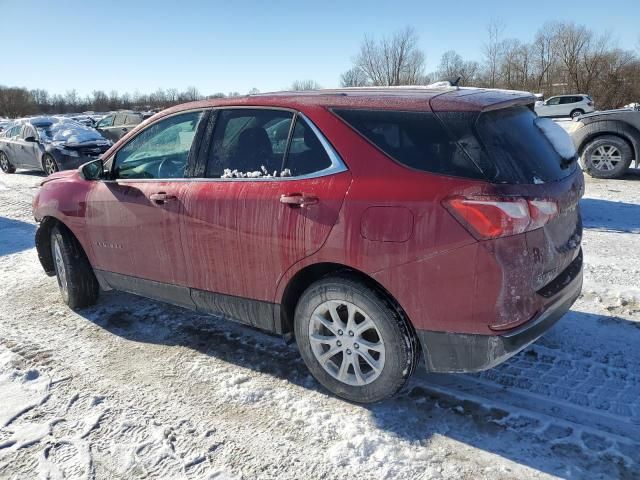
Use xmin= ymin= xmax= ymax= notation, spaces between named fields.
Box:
xmin=429 ymin=88 xmax=536 ymax=113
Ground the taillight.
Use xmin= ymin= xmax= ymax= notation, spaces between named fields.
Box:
xmin=443 ymin=196 xmax=558 ymax=240
xmin=587 ymin=101 xmax=594 ymax=106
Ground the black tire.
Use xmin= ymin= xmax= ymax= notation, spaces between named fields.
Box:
xmin=582 ymin=135 xmax=632 ymax=179
xmin=43 ymin=154 xmax=59 ymax=176
xmin=0 ymin=151 xmax=15 ymax=173
xmin=51 ymin=225 xmax=99 ymax=309
xmin=570 ymin=109 xmax=584 ymax=119
xmin=294 ymin=274 xmax=418 ymax=403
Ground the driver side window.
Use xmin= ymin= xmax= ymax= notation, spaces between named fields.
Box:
xmin=113 ymin=111 xmax=204 ymax=179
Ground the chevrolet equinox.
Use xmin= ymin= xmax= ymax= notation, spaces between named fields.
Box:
xmin=32 ymin=87 xmax=584 ymax=403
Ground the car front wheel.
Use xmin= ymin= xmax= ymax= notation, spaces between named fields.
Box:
xmin=295 ymin=275 xmax=418 ymax=403
xmin=43 ymin=154 xmax=59 ymax=176
xmin=582 ymin=135 xmax=632 ymax=179
xmin=0 ymin=151 xmax=15 ymax=173
xmin=51 ymin=225 xmax=99 ymax=309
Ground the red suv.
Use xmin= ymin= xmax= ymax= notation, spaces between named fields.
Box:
xmin=32 ymin=88 xmax=584 ymax=403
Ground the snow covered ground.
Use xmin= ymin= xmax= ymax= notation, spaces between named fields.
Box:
xmin=0 ymin=168 xmax=639 ymax=479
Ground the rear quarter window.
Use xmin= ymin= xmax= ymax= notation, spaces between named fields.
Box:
xmin=332 ymin=109 xmax=485 ymax=180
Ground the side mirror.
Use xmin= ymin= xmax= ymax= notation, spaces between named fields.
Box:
xmin=24 ymin=136 xmax=37 ymax=142
xmin=79 ymin=159 xmax=105 ymax=181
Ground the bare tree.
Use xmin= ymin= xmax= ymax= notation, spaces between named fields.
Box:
xmin=436 ymin=50 xmax=479 ymax=86
xmin=483 ymin=18 xmax=506 ymax=87
xmin=354 ymin=27 xmax=426 ymax=86
xmin=290 ymin=80 xmax=321 ymax=91
xmin=340 ymin=67 xmax=369 ymax=87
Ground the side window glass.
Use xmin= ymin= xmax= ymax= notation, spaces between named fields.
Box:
xmin=97 ymin=115 xmax=114 ymax=128
xmin=22 ymin=125 xmax=36 ymax=139
xmin=206 ymin=109 xmax=293 ymax=178
xmin=547 ymin=97 xmax=560 ymax=105
xmin=113 ymin=114 xmax=127 ymax=126
xmin=125 ymin=114 xmax=141 ymax=125
xmin=113 ymin=111 xmax=203 ymax=180
xmin=284 ymin=118 xmax=332 ymax=176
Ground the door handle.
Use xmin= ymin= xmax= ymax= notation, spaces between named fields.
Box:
xmin=149 ymin=192 xmax=176 ymax=205
xmin=122 ymin=128 xmax=128 ymax=132
xmin=280 ymin=193 xmax=318 ymax=207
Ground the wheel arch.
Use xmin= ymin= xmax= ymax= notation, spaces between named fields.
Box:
xmin=35 ymin=216 xmax=91 ymax=277
xmin=578 ymin=121 xmax=640 ymax=167
xmin=277 ymin=262 xmax=417 ymax=343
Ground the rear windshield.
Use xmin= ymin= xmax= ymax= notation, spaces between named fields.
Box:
xmin=334 ymin=106 xmax=576 ymax=184
xmin=443 ymin=106 xmax=576 ymax=184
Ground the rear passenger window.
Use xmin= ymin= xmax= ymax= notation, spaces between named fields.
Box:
xmin=206 ymin=109 xmax=293 ymax=178
xmin=333 ymin=109 xmax=484 ymax=179
xmin=285 ymin=118 xmax=332 ymax=176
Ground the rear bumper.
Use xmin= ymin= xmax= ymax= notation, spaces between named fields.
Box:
xmin=417 ymin=257 xmax=583 ymax=373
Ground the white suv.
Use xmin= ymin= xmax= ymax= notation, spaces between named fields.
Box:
xmin=535 ymin=94 xmax=595 ymax=118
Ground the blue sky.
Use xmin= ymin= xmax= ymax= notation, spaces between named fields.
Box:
xmin=2 ymin=0 xmax=638 ymax=96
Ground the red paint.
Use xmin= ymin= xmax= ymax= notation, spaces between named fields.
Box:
xmin=33 ymin=88 xmax=583 ymax=337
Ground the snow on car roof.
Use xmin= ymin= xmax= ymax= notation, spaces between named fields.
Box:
xmin=22 ymin=116 xmax=108 ymax=145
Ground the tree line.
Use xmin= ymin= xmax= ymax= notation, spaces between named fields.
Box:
xmin=340 ymin=22 xmax=640 ymax=110
xmin=2 ymin=19 xmax=639 ymax=118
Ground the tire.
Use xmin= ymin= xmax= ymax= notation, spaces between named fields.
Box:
xmin=570 ymin=109 xmax=584 ymax=119
xmin=51 ymin=225 xmax=99 ymax=309
xmin=294 ymin=274 xmax=418 ymax=403
xmin=43 ymin=154 xmax=59 ymax=176
xmin=0 ymin=151 xmax=15 ymax=173
xmin=582 ymin=135 xmax=632 ymax=179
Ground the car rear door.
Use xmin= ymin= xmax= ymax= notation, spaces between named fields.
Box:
xmin=180 ymin=109 xmax=351 ymax=328
xmin=85 ymin=109 xmax=207 ymax=293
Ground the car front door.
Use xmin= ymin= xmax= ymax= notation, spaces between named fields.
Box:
xmin=180 ymin=109 xmax=351 ymax=330
xmin=85 ymin=109 xmax=207 ymax=299
xmin=17 ymin=124 xmax=42 ymax=169
xmin=544 ymin=96 xmax=561 ymax=116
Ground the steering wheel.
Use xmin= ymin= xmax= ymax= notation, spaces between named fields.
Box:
xmin=157 ymin=157 xmax=183 ymax=178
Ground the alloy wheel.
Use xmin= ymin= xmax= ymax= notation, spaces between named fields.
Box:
xmin=308 ymin=300 xmax=385 ymax=386
xmin=44 ymin=156 xmax=58 ymax=175
xmin=0 ymin=153 xmax=9 ymax=172
xmin=53 ymin=238 xmax=69 ymax=302
xmin=591 ymin=145 xmax=622 ymax=172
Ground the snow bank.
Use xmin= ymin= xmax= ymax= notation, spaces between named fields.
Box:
xmin=535 ymin=117 xmax=577 ymax=159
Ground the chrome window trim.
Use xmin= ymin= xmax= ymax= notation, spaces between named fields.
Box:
xmin=102 ymin=110 xmax=348 ymax=183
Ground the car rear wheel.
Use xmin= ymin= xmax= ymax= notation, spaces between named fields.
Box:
xmin=294 ymin=274 xmax=418 ymax=403
xmin=582 ymin=135 xmax=632 ymax=179
xmin=43 ymin=154 xmax=59 ymax=176
xmin=570 ymin=109 xmax=584 ymax=118
xmin=0 ymin=152 xmax=15 ymax=173
xmin=51 ymin=225 xmax=99 ymax=309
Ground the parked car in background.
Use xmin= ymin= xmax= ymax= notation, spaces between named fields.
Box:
xmin=0 ymin=117 xmax=112 ymax=175
xmin=95 ymin=111 xmax=152 ymax=141
xmin=535 ymin=94 xmax=595 ymax=118
xmin=32 ymin=87 xmax=584 ymax=403
xmin=0 ymin=119 xmax=13 ymax=133
xmin=564 ymin=108 xmax=640 ymax=178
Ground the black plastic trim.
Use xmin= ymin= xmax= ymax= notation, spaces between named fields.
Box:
xmin=95 ymin=270 xmax=277 ymax=333
xmin=417 ymin=261 xmax=583 ymax=373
